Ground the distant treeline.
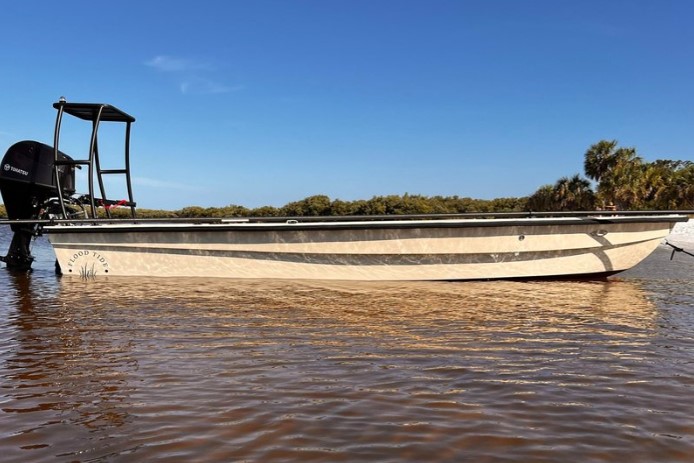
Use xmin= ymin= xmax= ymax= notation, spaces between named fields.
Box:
xmin=0 ymin=195 xmax=527 ymax=219
xmin=150 ymin=194 xmax=527 ymax=218
xmin=1 ymin=140 xmax=692 ymax=219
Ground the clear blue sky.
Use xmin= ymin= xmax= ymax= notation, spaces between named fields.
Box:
xmin=1 ymin=0 xmax=692 ymax=210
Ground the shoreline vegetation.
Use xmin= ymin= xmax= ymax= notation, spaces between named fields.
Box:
xmin=1 ymin=140 xmax=692 ymax=219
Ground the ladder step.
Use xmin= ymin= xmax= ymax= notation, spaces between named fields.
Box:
xmin=100 ymin=169 xmax=128 ymax=174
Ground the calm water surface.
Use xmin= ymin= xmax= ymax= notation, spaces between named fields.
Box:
xmin=0 ymin=228 xmax=693 ymax=462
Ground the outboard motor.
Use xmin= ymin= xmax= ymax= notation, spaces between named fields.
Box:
xmin=0 ymin=140 xmax=75 ymax=270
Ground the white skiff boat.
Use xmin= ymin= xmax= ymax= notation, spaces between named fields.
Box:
xmin=43 ymin=214 xmax=686 ymax=280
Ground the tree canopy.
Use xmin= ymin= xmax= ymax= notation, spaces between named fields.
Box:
xmin=528 ymin=139 xmax=693 ymax=211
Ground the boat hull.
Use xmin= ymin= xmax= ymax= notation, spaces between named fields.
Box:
xmin=44 ymin=215 xmax=686 ymax=281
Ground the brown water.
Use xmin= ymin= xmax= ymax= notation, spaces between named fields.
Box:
xmin=1 ymin=233 xmax=693 ymax=462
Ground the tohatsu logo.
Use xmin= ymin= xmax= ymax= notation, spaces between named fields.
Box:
xmin=3 ymin=163 xmax=29 ymax=176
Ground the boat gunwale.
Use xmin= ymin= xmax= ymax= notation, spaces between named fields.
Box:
xmin=0 ymin=210 xmax=689 ymax=231
xmin=37 ymin=213 xmax=689 ymax=234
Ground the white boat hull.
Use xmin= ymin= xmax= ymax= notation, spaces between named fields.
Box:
xmin=44 ymin=215 xmax=686 ymax=281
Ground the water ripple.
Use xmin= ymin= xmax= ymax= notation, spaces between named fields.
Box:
xmin=0 ymin=235 xmax=693 ymax=461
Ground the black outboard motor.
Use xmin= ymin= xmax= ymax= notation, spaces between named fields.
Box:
xmin=0 ymin=140 xmax=75 ymax=270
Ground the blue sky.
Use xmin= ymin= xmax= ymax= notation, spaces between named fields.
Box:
xmin=1 ymin=0 xmax=692 ymax=210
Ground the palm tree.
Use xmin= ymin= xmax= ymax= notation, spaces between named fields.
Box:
xmin=553 ymin=175 xmax=595 ymax=210
xmin=567 ymin=174 xmax=596 ymax=210
xmin=639 ymin=160 xmax=673 ymax=208
xmin=609 ymin=148 xmax=644 ymax=208
xmin=584 ymin=140 xmax=619 ymax=182
xmin=526 ymin=185 xmax=555 ymax=211
xmin=678 ymin=166 xmax=694 ymax=208
xmin=553 ymin=177 xmax=572 ymax=210
xmin=527 ymin=175 xmax=595 ymax=211
xmin=584 ymin=141 xmax=642 ymax=209
xmin=664 ymin=164 xmax=694 ymax=209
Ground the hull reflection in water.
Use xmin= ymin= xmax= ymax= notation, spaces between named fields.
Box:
xmin=2 ymin=270 xmax=693 ymax=462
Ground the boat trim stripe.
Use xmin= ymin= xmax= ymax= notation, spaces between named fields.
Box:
xmin=53 ymin=241 xmax=641 ymax=266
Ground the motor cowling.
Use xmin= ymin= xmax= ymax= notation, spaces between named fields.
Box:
xmin=0 ymin=140 xmax=75 ymax=270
